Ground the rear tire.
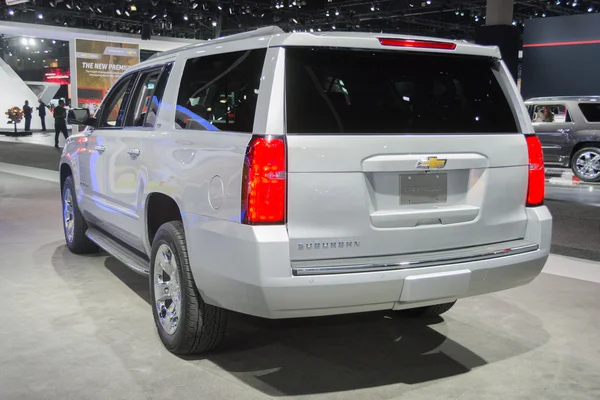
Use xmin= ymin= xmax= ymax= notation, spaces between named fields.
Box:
xmin=571 ymin=147 xmax=600 ymax=182
xmin=150 ymin=221 xmax=227 ymax=355
xmin=398 ymin=301 xmax=457 ymax=318
xmin=61 ymin=175 xmax=98 ymax=254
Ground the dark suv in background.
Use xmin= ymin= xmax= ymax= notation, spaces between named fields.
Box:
xmin=525 ymin=96 xmax=600 ymax=182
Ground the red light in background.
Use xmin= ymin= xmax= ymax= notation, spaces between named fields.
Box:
xmin=44 ymin=68 xmax=70 ymax=85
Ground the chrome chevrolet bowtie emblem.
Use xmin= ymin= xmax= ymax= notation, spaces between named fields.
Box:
xmin=417 ymin=157 xmax=447 ymax=169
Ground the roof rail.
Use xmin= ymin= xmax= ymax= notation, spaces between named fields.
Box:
xmin=147 ymin=26 xmax=285 ymax=61
xmin=212 ymin=25 xmax=285 ymax=44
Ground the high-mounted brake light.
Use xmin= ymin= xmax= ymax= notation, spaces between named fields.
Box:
xmin=242 ymin=136 xmax=286 ymax=225
xmin=526 ymin=135 xmax=545 ymax=207
xmin=378 ymin=38 xmax=457 ymax=50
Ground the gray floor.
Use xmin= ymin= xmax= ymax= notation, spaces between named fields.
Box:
xmin=2 ymin=169 xmax=600 ymax=399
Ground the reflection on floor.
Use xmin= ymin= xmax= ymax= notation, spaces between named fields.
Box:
xmin=1 ymin=170 xmax=600 ymax=400
xmin=544 ymin=168 xmax=600 ymax=261
xmin=0 ymin=129 xmax=72 ymax=148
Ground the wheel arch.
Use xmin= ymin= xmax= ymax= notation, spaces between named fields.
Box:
xmin=570 ymin=140 xmax=600 ymax=162
xmin=145 ymin=192 xmax=184 ymax=248
xmin=59 ymin=162 xmax=72 ymax=190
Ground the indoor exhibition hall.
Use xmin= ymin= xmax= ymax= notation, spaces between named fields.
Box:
xmin=0 ymin=0 xmax=599 ymax=399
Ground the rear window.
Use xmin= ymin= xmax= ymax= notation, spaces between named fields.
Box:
xmin=579 ymin=103 xmax=600 ymax=122
xmin=285 ymin=48 xmax=519 ymax=134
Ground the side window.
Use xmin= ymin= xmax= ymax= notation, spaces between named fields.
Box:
xmin=531 ymin=104 xmax=571 ymax=124
xmin=124 ymin=66 xmax=168 ymax=127
xmin=579 ymin=103 xmax=600 ymax=122
xmin=98 ymin=75 xmax=135 ymax=128
xmin=145 ymin=63 xmax=172 ymax=128
xmin=175 ymin=49 xmax=266 ymax=133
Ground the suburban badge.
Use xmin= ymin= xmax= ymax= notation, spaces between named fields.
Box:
xmin=298 ymin=240 xmax=360 ymax=251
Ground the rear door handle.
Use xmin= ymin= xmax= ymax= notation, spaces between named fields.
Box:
xmin=95 ymin=145 xmax=105 ymax=154
xmin=127 ymin=148 xmax=141 ymax=160
xmin=557 ymin=128 xmax=572 ymax=133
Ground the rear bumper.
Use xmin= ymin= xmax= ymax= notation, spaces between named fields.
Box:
xmin=185 ymin=207 xmax=552 ymax=319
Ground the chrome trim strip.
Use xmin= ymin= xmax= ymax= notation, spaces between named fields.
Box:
xmin=293 ymin=243 xmax=539 ymax=276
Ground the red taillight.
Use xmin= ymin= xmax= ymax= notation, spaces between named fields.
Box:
xmin=242 ymin=136 xmax=286 ymax=225
xmin=378 ymin=38 xmax=457 ymax=50
xmin=526 ymin=135 xmax=545 ymax=207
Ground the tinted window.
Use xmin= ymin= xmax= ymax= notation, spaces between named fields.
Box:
xmin=579 ymin=103 xmax=600 ymax=122
xmin=98 ymin=75 xmax=134 ymax=128
xmin=286 ymin=48 xmax=518 ymax=134
xmin=125 ymin=67 xmax=164 ymax=127
xmin=175 ymin=49 xmax=266 ymax=133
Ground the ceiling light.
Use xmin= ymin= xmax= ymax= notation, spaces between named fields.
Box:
xmin=116 ymin=9 xmax=122 ymax=15
xmin=125 ymin=10 xmax=130 ymax=16
xmin=588 ymin=6 xmax=594 ymax=12
xmin=37 ymin=13 xmax=43 ymax=19
xmin=29 ymin=38 xmax=35 ymax=45
xmin=193 ymin=2 xmax=199 ymax=9
xmin=212 ymin=20 xmax=217 ymax=27
xmin=183 ymin=14 xmax=189 ymax=20
xmin=130 ymin=5 xmax=137 ymax=12
xmin=8 ymin=9 xmax=15 ymax=15
xmin=21 ymin=37 xmax=28 ymax=45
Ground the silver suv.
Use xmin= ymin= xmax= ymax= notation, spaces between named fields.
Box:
xmin=60 ymin=27 xmax=552 ymax=355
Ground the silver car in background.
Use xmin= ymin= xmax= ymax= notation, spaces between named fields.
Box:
xmin=60 ymin=27 xmax=552 ymax=355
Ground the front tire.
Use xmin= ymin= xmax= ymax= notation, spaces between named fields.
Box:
xmin=398 ymin=301 xmax=457 ymax=318
xmin=150 ymin=221 xmax=227 ymax=355
xmin=571 ymin=147 xmax=600 ymax=182
xmin=61 ymin=175 xmax=98 ymax=254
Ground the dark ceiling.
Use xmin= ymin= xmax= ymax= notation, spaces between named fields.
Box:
xmin=0 ymin=0 xmax=599 ymax=41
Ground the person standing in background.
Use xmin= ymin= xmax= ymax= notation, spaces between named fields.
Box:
xmin=37 ymin=99 xmax=47 ymax=132
xmin=54 ymin=99 xmax=69 ymax=148
xmin=23 ymin=100 xmax=32 ymax=132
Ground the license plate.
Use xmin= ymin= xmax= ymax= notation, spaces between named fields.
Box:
xmin=400 ymin=173 xmax=448 ymax=205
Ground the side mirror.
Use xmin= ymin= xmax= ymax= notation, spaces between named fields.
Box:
xmin=68 ymin=109 xmax=96 ymax=127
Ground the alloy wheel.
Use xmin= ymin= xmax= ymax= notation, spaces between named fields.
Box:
xmin=574 ymin=151 xmax=600 ymax=181
xmin=63 ymin=187 xmax=75 ymax=243
xmin=154 ymin=244 xmax=182 ymax=335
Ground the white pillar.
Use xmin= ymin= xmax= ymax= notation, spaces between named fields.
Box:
xmin=486 ymin=0 xmax=514 ymax=26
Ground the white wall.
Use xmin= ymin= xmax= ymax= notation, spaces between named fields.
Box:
xmin=0 ymin=57 xmax=42 ymax=131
